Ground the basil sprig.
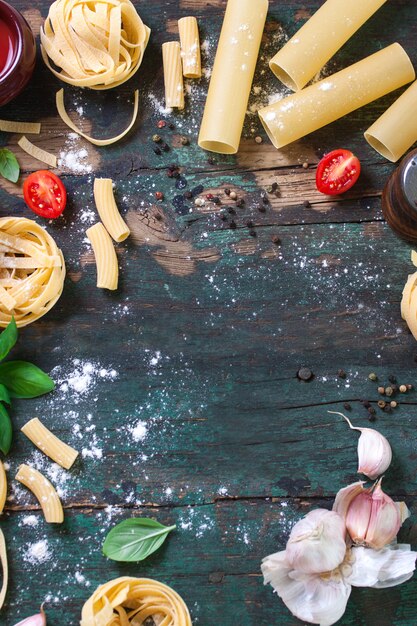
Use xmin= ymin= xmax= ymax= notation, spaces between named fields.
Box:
xmin=0 ymin=148 xmax=20 ymax=183
xmin=0 ymin=318 xmax=55 ymax=455
xmin=103 ymin=518 xmax=176 ymax=562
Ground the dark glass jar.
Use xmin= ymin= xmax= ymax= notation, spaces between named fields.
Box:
xmin=382 ymin=149 xmax=417 ymax=244
xmin=0 ymin=0 xmax=36 ymax=107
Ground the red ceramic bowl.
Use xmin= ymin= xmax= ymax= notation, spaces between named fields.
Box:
xmin=0 ymin=0 xmax=36 ymax=106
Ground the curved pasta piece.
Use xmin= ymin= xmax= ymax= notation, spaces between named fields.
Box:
xmin=41 ymin=0 xmax=150 ymax=90
xmin=0 ymin=529 xmax=7 ymax=610
xmin=81 ymin=577 xmax=192 ymax=626
xmin=18 ymin=136 xmax=57 ymax=168
xmin=15 ymin=464 xmax=64 ymax=524
xmin=162 ymin=42 xmax=184 ymax=110
xmin=86 ymin=223 xmax=119 ymax=290
xmin=93 ymin=179 xmax=130 ymax=243
xmin=0 ymin=217 xmax=66 ymax=328
xmin=56 ymin=89 xmax=139 ymax=146
xmin=21 ymin=418 xmax=79 ymax=470
xmin=178 ymin=17 xmax=201 ymax=79
xmin=0 ymin=461 xmax=6 ymax=514
xmin=0 ymin=119 xmax=40 ymax=134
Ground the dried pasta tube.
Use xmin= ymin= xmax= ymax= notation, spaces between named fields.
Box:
xmin=16 ymin=464 xmax=64 ymax=523
xmin=259 ymin=44 xmax=415 ymax=150
xmin=0 ymin=461 xmax=6 ymax=514
xmin=0 ymin=529 xmax=7 ymax=609
xmin=162 ymin=42 xmax=185 ymax=109
xmin=93 ymin=178 xmax=130 ymax=242
xmin=21 ymin=418 xmax=79 ymax=470
xmin=269 ymin=0 xmax=388 ymax=91
xmin=178 ymin=16 xmax=201 ymax=78
xmin=365 ymin=81 xmax=417 ymax=162
xmin=198 ymin=0 xmax=268 ymax=154
xmin=86 ymin=223 xmax=119 ymax=290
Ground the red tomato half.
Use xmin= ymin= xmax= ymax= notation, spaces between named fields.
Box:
xmin=316 ymin=149 xmax=361 ymax=196
xmin=23 ymin=170 xmax=67 ymax=219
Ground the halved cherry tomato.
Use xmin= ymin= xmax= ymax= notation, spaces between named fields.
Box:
xmin=316 ymin=149 xmax=361 ymax=196
xmin=23 ymin=170 xmax=67 ymax=219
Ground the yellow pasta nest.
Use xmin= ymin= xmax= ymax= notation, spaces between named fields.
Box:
xmin=40 ymin=0 xmax=151 ymax=90
xmin=80 ymin=577 xmax=192 ymax=626
xmin=0 ymin=217 xmax=66 ymax=328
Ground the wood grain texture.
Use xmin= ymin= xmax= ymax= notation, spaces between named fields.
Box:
xmin=1 ymin=0 xmax=417 ymax=624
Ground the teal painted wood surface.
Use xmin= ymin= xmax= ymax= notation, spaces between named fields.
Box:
xmin=1 ymin=0 xmax=417 ymax=624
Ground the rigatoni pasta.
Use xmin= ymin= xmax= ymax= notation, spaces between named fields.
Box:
xmin=259 ymin=44 xmax=415 ymax=150
xmin=0 ymin=461 xmax=6 ymax=514
xmin=163 ymin=42 xmax=185 ymax=109
xmin=269 ymin=0 xmax=388 ymax=91
xmin=365 ymin=81 xmax=417 ymax=162
xmin=16 ymin=464 xmax=64 ymax=524
xmin=178 ymin=17 xmax=201 ymax=79
xmin=198 ymin=0 xmax=268 ymax=154
xmin=93 ymin=179 xmax=130 ymax=243
xmin=86 ymin=223 xmax=119 ymax=291
xmin=21 ymin=418 xmax=79 ymax=470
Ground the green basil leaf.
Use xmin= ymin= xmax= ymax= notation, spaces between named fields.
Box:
xmin=102 ymin=518 xmax=176 ymax=562
xmin=0 ymin=148 xmax=20 ymax=183
xmin=0 ymin=318 xmax=18 ymax=362
xmin=0 ymin=403 xmax=12 ymax=455
xmin=0 ymin=384 xmax=10 ymax=406
xmin=0 ymin=361 xmax=55 ymax=398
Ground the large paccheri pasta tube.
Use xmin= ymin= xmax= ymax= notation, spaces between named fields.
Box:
xmin=259 ymin=43 xmax=415 ymax=150
xmin=41 ymin=0 xmax=150 ymax=90
xmin=80 ymin=577 xmax=192 ymax=626
xmin=365 ymin=81 xmax=417 ymax=162
xmin=0 ymin=217 xmax=66 ymax=328
xmin=198 ymin=0 xmax=268 ymax=154
xmin=269 ymin=0 xmax=388 ymax=91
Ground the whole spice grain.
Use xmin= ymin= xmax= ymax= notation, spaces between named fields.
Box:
xmin=249 ymin=229 xmax=257 ymax=237
xmin=303 ymin=200 xmax=311 ymax=208
xmin=180 ymin=136 xmax=190 ymax=146
xmin=302 ymin=162 xmax=309 ymax=169
xmin=271 ymin=235 xmax=281 ymax=245
xmin=155 ymin=192 xmax=164 ymax=201
xmin=168 ymin=122 xmax=175 ymax=130
xmin=236 ymin=198 xmax=245 ymax=208
xmin=385 ymin=387 xmax=394 ymax=397
xmin=388 ymin=375 xmax=397 ymax=384
xmin=390 ymin=401 xmax=398 ymax=408
xmin=229 ymin=220 xmax=237 ymax=230
xmin=255 ymin=136 xmax=263 ymax=144
xmin=155 ymin=213 xmax=162 ymax=221
xmin=153 ymin=147 xmax=162 ymax=155
xmin=368 ymin=372 xmax=378 ymax=382
xmin=268 ymin=183 xmax=279 ymax=194
xmin=378 ymin=387 xmax=385 ymax=395
xmin=343 ymin=402 xmax=352 ymax=411
xmin=407 ymin=384 xmax=413 ymax=390
xmin=184 ymin=191 xmax=193 ymax=200
xmin=206 ymin=194 xmax=214 ymax=200
xmin=229 ymin=191 xmax=237 ymax=200
xmin=213 ymin=196 xmax=221 ymax=205
xmin=224 ymin=188 xmax=231 ymax=196
xmin=194 ymin=198 xmax=205 ymax=207
xmin=367 ymin=404 xmax=376 ymax=415
xmin=161 ymin=142 xmax=170 ymax=152
xmin=297 ymin=367 xmax=313 ymax=382
xmin=377 ymin=400 xmax=386 ymax=409
xmin=383 ymin=405 xmax=392 ymax=413
xmin=258 ymin=204 xmax=266 ymax=213
xmin=399 ymin=385 xmax=407 ymax=393
xmin=152 ymin=134 xmax=161 ymax=143
xmin=337 ymin=369 xmax=346 ymax=379
xmin=368 ymin=413 xmax=376 ymax=422
xmin=157 ymin=120 xmax=166 ymax=129
xmin=362 ymin=400 xmax=371 ymax=409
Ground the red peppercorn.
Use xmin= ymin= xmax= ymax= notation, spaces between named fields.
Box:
xmin=157 ymin=120 xmax=166 ymax=129
xmin=206 ymin=193 xmax=214 ymax=200
xmin=155 ymin=191 xmax=164 ymax=201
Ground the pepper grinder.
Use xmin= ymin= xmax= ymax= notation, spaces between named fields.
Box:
xmin=382 ymin=149 xmax=417 ymax=243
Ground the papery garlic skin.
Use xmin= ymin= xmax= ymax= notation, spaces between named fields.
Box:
xmin=334 ymin=481 xmax=401 ymax=550
xmin=329 ymin=412 xmax=392 ymax=480
xmin=286 ymin=509 xmax=347 ymax=574
xmin=346 ymin=544 xmax=417 ymax=589
xmin=262 ymin=550 xmax=351 ymax=626
xmin=14 ymin=606 xmax=46 ymax=626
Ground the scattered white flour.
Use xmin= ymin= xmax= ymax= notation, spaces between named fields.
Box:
xmin=52 ymin=359 xmax=118 ymax=397
xmin=58 ymin=132 xmax=93 ymax=174
xmin=148 ymin=93 xmax=172 ymax=115
xmin=21 ymin=515 xmax=39 ymax=527
xmin=128 ymin=420 xmax=148 ymax=442
xmin=24 ymin=539 xmax=51 ymax=565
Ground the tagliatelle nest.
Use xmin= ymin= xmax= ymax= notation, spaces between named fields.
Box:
xmin=80 ymin=577 xmax=192 ymax=626
xmin=40 ymin=0 xmax=151 ymax=90
xmin=0 ymin=217 xmax=66 ymax=328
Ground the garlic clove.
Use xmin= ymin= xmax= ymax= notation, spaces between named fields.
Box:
xmin=334 ymin=480 xmax=402 ymax=550
xmin=396 ymin=501 xmax=411 ymax=524
xmin=286 ymin=509 xmax=347 ymax=574
xmin=14 ymin=606 xmax=46 ymax=626
xmin=262 ymin=550 xmax=352 ymax=626
xmin=329 ymin=411 xmax=392 ymax=480
xmin=345 ymin=544 xmax=417 ymax=589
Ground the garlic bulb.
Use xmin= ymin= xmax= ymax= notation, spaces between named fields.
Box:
xmin=333 ymin=480 xmax=401 ymax=549
xmin=14 ymin=606 xmax=46 ymax=626
xmin=329 ymin=411 xmax=392 ymax=480
xmin=286 ymin=509 xmax=347 ymax=574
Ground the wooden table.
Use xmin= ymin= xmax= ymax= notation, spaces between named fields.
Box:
xmin=1 ymin=0 xmax=417 ymax=624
